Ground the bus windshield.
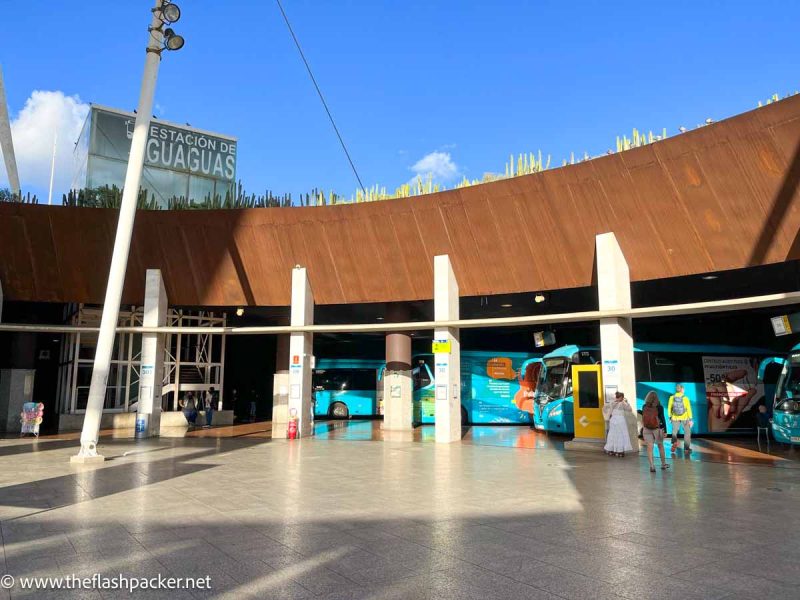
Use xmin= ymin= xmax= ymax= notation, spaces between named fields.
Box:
xmin=775 ymin=353 xmax=800 ymax=412
xmin=536 ymin=357 xmax=572 ymax=402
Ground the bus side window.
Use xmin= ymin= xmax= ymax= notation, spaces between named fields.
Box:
xmin=634 ymin=352 xmax=651 ymax=382
xmin=349 ymin=369 xmax=377 ymax=391
xmin=649 ymin=353 xmax=703 ymax=383
xmin=419 ymin=365 xmax=432 ymax=388
xmin=412 ymin=367 xmax=422 ymax=391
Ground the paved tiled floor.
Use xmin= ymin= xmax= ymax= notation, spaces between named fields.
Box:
xmin=1 ymin=424 xmax=799 ymax=599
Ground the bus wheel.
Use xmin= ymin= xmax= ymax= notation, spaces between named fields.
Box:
xmin=461 ymin=406 xmax=469 ymax=426
xmin=330 ymin=402 xmax=349 ymax=419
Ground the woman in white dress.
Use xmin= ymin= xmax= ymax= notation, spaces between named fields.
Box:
xmin=604 ymin=391 xmax=634 ymax=457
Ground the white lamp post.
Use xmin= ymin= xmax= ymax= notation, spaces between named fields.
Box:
xmin=73 ymin=0 xmax=184 ymax=462
xmin=0 ymin=64 xmax=20 ymax=199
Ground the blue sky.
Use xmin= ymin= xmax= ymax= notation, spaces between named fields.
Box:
xmin=1 ymin=0 xmax=799 ymax=201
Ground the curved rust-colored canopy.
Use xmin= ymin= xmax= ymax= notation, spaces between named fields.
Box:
xmin=2 ymin=96 xmax=800 ymax=307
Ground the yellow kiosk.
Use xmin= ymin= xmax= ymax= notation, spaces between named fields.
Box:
xmin=566 ymin=364 xmax=606 ymax=447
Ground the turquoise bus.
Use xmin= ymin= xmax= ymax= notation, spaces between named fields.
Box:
xmin=312 ymin=359 xmax=384 ymax=419
xmin=412 ymin=351 xmax=541 ymax=425
xmin=314 ymin=351 xmax=542 ymax=424
xmin=766 ymin=347 xmax=800 ymax=445
xmin=532 ymin=344 xmax=778 ymax=436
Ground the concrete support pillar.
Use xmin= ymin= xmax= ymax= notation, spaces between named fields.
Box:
xmin=433 ymin=255 xmax=461 ymax=443
xmin=596 ymin=232 xmax=639 ymax=450
xmin=383 ymin=332 xmax=413 ymax=430
xmin=271 ymin=334 xmax=290 ymax=438
xmin=136 ymin=269 xmax=167 ymax=438
xmin=288 ymin=267 xmax=314 ymax=438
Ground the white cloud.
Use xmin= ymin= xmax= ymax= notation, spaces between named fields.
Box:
xmin=410 ymin=151 xmax=459 ymax=183
xmin=0 ymin=90 xmax=89 ymax=196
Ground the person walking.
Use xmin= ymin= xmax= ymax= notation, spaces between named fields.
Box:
xmin=249 ymin=388 xmax=259 ymax=423
xmin=181 ymin=391 xmax=198 ymax=427
xmin=203 ymin=387 xmax=217 ymax=428
xmin=642 ymin=391 xmax=670 ymax=472
xmin=668 ymin=384 xmax=693 ymax=454
xmin=603 ymin=391 xmax=634 ymax=457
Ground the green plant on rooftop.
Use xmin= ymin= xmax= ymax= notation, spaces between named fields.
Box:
xmin=758 ymin=91 xmax=799 ymax=107
xmin=62 ymin=185 xmax=158 ymax=210
xmin=616 ymin=127 xmax=668 ymax=152
xmin=0 ymin=187 xmax=39 ymax=204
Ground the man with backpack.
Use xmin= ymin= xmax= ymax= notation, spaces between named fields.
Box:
xmin=668 ymin=384 xmax=693 ymax=454
xmin=642 ymin=391 xmax=669 ymax=472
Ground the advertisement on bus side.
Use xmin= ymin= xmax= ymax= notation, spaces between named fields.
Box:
xmin=702 ymin=356 xmax=764 ymax=432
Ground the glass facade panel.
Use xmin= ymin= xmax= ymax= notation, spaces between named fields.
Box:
xmin=86 ymin=156 xmax=127 ymax=190
xmin=141 ymin=166 xmax=189 ymax=205
xmin=215 ymin=179 xmax=235 ymax=201
xmin=91 ymin=110 xmax=133 ymax=161
xmin=71 ymin=111 xmax=92 ymax=190
xmin=189 ymin=175 xmax=216 ymax=203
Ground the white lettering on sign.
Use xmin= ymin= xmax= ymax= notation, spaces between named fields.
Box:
xmin=97 ymin=109 xmax=237 ymax=181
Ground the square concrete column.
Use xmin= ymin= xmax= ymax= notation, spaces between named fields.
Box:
xmin=288 ymin=267 xmax=314 ymax=438
xmin=596 ymin=232 xmax=639 ymax=449
xmin=383 ymin=332 xmax=413 ymax=430
xmin=433 ymin=255 xmax=461 ymax=443
xmin=272 ymin=334 xmax=290 ymax=438
xmin=136 ymin=269 xmax=167 ymax=438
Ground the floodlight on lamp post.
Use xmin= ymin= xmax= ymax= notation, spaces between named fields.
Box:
xmin=157 ymin=1 xmax=181 ymax=24
xmin=74 ymin=0 xmax=186 ymax=463
xmin=164 ymin=28 xmax=185 ymax=51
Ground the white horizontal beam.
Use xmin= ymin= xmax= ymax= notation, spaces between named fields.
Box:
xmin=0 ymin=290 xmax=798 ymax=336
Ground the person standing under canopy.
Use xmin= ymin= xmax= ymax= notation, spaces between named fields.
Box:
xmin=603 ymin=391 xmax=634 ymax=457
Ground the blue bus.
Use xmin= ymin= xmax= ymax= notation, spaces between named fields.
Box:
xmin=314 ymin=352 xmax=542 ymax=424
xmin=767 ymin=347 xmax=800 ymax=445
xmin=413 ymin=351 xmax=541 ymax=425
xmin=533 ymin=344 xmax=778 ymax=436
xmin=313 ymin=359 xmax=384 ymax=419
